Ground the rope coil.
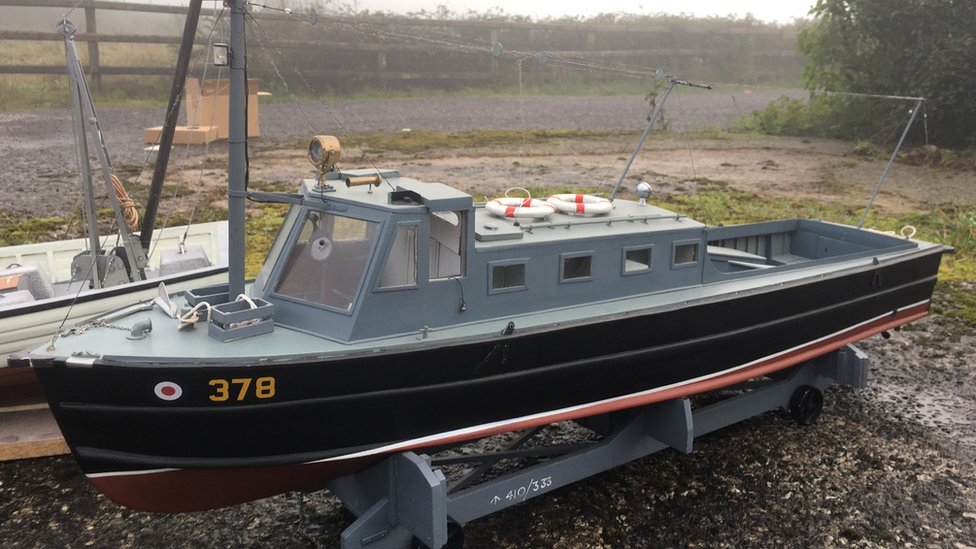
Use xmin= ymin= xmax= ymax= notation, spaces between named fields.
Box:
xmin=111 ymin=174 xmax=140 ymax=231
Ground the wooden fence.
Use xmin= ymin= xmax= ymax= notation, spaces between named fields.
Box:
xmin=0 ymin=0 xmax=805 ymax=91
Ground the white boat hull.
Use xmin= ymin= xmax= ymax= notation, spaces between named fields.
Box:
xmin=0 ymin=221 xmax=228 ymax=356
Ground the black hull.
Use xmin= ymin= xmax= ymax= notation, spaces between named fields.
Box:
xmin=31 ymin=250 xmax=941 ymax=511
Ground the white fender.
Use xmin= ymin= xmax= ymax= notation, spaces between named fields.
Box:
xmin=486 ymin=197 xmax=557 ymax=220
xmin=546 ymin=194 xmax=613 ymax=215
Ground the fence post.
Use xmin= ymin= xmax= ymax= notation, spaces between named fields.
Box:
xmin=84 ymin=4 xmax=101 ymax=92
xmin=489 ymin=29 xmax=498 ymax=73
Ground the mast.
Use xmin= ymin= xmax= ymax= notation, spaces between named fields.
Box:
xmin=59 ymin=19 xmax=102 ymax=289
xmin=227 ymin=0 xmax=247 ymax=298
xmin=609 ymin=77 xmax=712 ymax=201
xmin=59 ymin=18 xmax=147 ymax=283
xmin=140 ymin=0 xmax=204 ymax=250
xmin=856 ymin=97 xmax=924 ymax=228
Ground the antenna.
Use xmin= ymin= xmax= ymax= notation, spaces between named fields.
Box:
xmin=609 ymin=76 xmax=712 ymax=201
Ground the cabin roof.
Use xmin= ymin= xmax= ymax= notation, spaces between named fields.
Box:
xmin=473 ymin=200 xmax=705 ymax=246
xmin=303 ymin=168 xmax=704 ymax=245
xmin=302 ymin=169 xmax=473 ymax=212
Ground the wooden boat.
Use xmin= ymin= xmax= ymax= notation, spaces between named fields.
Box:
xmin=17 ymin=0 xmax=944 ymax=512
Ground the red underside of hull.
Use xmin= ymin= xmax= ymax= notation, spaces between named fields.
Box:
xmin=88 ymin=303 xmax=928 ymax=513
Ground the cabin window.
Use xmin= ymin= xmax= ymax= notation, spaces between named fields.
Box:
xmin=274 ymin=210 xmax=379 ymax=312
xmin=430 ymin=210 xmax=465 ymax=279
xmin=622 ymin=245 xmax=652 ymax=275
xmin=377 ymin=224 xmax=418 ymax=289
xmin=489 ymin=259 xmax=527 ymax=294
xmin=560 ymin=251 xmax=593 ymax=283
xmin=255 ymin=205 xmax=301 ymax=293
xmin=672 ymin=240 xmax=700 ymax=268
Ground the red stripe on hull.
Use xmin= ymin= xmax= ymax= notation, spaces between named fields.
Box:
xmin=86 ymin=303 xmax=928 ymax=513
xmin=90 ymin=457 xmax=377 ymax=513
xmin=376 ymin=302 xmax=928 ymax=453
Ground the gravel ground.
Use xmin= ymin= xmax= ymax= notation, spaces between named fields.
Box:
xmin=1 ymin=94 xmax=974 ymax=548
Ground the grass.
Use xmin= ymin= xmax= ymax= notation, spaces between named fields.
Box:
xmin=245 ymin=203 xmax=289 ymax=278
xmin=0 ymin=41 xmax=179 ymax=110
xmin=0 ymin=213 xmax=69 ymax=246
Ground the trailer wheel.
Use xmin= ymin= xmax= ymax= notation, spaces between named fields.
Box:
xmin=789 ymin=385 xmax=823 ymax=425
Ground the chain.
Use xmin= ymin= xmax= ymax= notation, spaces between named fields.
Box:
xmin=68 ymin=319 xmax=132 ymax=336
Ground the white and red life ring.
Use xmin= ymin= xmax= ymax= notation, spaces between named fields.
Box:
xmin=486 ymin=197 xmax=557 ymax=219
xmin=546 ymin=194 xmax=613 ymax=216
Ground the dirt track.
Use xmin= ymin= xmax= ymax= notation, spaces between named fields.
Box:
xmin=1 ymin=95 xmax=975 ymax=548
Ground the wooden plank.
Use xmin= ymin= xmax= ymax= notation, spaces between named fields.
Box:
xmin=0 ymin=405 xmax=68 ymax=462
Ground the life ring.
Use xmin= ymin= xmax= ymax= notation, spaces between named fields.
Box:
xmin=486 ymin=197 xmax=557 ymax=220
xmin=546 ymin=194 xmax=613 ymax=216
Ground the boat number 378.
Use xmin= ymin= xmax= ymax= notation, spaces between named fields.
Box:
xmin=208 ymin=377 xmax=277 ymax=402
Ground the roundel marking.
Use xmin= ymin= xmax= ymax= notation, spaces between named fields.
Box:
xmin=154 ymin=381 xmax=183 ymax=401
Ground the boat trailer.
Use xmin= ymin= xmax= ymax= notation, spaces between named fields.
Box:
xmin=325 ymin=344 xmax=870 ymax=549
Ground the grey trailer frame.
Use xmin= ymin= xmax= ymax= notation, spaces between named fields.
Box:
xmin=329 ymin=345 xmax=869 ymax=548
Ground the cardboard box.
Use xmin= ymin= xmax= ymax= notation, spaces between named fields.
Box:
xmin=143 ymin=124 xmax=219 ymax=145
xmin=185 ymin=78 xmax=261 ymax=139
xmin=143 ymin=77 xmax=260 ymax=144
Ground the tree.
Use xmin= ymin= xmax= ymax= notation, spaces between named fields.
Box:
xmin=797 ymin=0 xmax=976 ymax=146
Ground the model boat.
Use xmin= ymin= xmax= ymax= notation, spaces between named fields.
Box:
xmin=17 ymin=1 xmax=944 ymax=512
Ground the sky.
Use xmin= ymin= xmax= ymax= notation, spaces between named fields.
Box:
xmin=347 ymin=0 xmax=818 ymax=23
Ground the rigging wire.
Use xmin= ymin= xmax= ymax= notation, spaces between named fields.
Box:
xmin=122 ymin=6 xmax=228 ymax=262
xmin=245 ymin=0 xmax=933 ymax=224
xmin=150 ymin=5 xmax=229 ymax=262
xmin=516 ymin=57 xmax=527 ymax=188
xmin=244 ymin=2 xmax=667 ymax=82
xmin=60 ymin=0 xmax=88 ymax=20
xmin=245 ymin=12 xmax=394 ymax=189
xmin=242 ymin=0 xmax=676 ymax=200
xmin=670 ymin=89 xmax=708 ymax=222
